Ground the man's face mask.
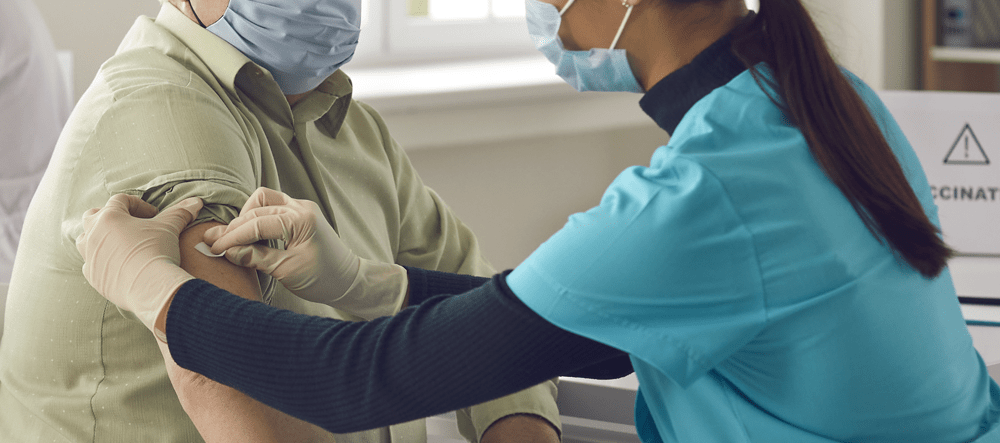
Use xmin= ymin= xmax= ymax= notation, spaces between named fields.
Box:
xmin=195 ymin=0 xmax=362 ymax=95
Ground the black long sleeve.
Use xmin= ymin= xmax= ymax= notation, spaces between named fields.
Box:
xmin=403 ymin=266 xmax=489 ymax=304
xmin=403 ymin=266 xmax=634 ymax=379
xmin=167 ymin=273 xmax=628 ymax=434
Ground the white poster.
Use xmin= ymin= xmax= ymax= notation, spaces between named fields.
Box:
xmin=879 ymin=91 xmax=1000 ymax=256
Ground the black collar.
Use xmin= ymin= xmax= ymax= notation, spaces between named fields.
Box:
xmin=638 ymin=14 xmax=755 ymax=135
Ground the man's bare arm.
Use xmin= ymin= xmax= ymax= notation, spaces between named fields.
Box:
xmin=162 ymin=221 xmax=334 ymax=443
xmin=481 ymin=414 xmax=560 ymax=443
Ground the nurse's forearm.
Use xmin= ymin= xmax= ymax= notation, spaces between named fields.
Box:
xmin=166 ymin=273 xmax=626 ymax=434
xmin=404 ymin=266 xmax=634 ymax=380
xmin=404 ymin=266 xmax=490 ymax=305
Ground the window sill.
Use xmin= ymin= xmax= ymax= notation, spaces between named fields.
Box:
xmin=343 ymin=56 xmax=657 ymax=151
xmin=347 ymin=55 xmax=566 ymax=109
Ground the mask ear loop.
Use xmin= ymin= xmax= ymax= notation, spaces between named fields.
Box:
xmin=188 ymin=0 xmax=208 ymax=28
xmin=559 ymin=0 xmax=577 ymax=15
xmin=609 ymin=2 xmax=634 ymax=50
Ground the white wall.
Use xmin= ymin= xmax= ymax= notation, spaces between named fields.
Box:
xmin=33 ymin=0 xmax=160 ymax=102
xmin=30 ymin=0 xmax=918 ymax=268
xmin=35 ymin=0 xmax=920 ymax=101
xmin=405 ymin=123 xmax=667 ymax=270
xmin=803 ymin=0 xmax=921 ymax=91
xmin=380 ymin=0 xmax=925 ymax=268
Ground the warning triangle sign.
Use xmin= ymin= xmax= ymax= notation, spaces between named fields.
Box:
xmin=944 ymin=124 xmax=990 ymax=165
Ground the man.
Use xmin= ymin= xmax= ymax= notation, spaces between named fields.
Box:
xmin=0 ymin=0 xmax=560 ymax=441
xmin=0 ymin=0 xmax=71 ymax=283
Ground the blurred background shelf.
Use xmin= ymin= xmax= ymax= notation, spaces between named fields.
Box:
xmin=930 ymin=46 xmax=1000 ymax=64
xmin=922 ymin=0 xmax=1000 ymax=91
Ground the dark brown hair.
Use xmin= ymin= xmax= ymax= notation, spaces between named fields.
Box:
xmin=679 ymin=0 xmax=953 ymax=277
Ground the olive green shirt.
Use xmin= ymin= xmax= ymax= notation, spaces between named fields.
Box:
xmin=0 ymin=4 xmax=558 ymax=442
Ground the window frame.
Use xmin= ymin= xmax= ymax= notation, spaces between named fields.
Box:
xmin=350 ymin=0 xmax=760 ymax=71
xmin=351 ymin=0 xmax=537 ymax=68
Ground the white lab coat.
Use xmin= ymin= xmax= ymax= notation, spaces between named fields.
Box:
xmin=0 ymin=0 xmax=71 ymax=282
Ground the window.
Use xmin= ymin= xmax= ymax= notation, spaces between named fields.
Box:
xmin=353 ymin=0 xmax=761 ymax=67
xmin=415 ymin=0 xmax=525 ymax=20
xmin=353 ymin=0 xmax=533 ymax=67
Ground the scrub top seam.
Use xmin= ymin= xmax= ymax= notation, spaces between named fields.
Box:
xmin=719 ymin=373 xmax=755 ymax=443
xmin=718 ymin=370 xmax=846 ymax=442
xmin=516 ymin=261 xmax=718 ymax=381
xmin=557 ymin=185 xmax=675 ymax=291
xmin=677 ymin=154 xmax=771 ymax=324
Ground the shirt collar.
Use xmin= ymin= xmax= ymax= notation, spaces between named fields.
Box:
xmin=295 ymin=70 xmax=352 ymax=122
xmin=638 ymin=13 xmax=756 ymax=135
xmin=152 ymin=3 xmax=355 ymax=134
xmin=154 ymin=3 xmax=253 ymax=94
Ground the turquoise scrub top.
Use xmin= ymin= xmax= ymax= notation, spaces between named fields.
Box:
xmin=507 ymin=68 xmax=1000 ymax=442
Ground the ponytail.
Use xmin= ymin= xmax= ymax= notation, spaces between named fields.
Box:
xmin=729 ymin=0 xmax=953 ymax=277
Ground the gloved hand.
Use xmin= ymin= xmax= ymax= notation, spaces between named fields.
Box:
xmin=204 ymin=187 xmax=407 ymax=320
xmin=76 ymin=194 xmax=201 ymax=341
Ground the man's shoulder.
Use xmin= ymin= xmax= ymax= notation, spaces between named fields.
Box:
xmin=94 ymin=15 xmax=221 ymax=103
xmin=95 ymin=46 xmax=209 ymax=104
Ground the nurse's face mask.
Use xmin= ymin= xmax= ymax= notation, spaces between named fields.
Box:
xmin=190 ymin=0 xmax=362 ymax=95
xmin=525 ymin=0 xmax=644 ymax=93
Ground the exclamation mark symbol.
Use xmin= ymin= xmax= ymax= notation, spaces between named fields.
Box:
xmin=965 ymin=134 xmax=970 ymax=159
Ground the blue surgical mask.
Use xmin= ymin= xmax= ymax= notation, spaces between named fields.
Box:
xmin=202 ymin=0 xmax=362 ymax=95
xmin=525 ymin=0 xmax=643 ymax=93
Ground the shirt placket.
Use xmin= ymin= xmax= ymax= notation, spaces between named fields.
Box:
xmin=289 ymin=120 xmax=339 ymax=233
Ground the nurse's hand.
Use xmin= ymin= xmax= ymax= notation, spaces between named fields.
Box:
xmin=204 ymin=187 xmax=408 ymax=319
xmin=76 ymin=194 xmax=200 ymax=340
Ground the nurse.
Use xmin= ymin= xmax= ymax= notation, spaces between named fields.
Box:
xmin=76 ymin=0 xmax=1000 ymax=442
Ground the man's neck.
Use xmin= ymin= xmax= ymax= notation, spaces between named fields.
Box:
xmin=285 ymin=92 xmax=309 ymax=107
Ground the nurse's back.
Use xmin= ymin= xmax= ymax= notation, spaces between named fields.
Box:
xmin=683 ymin=71 xmax=996 ymax=441
xmin=728 ymin=261 xmax=991 ymax=441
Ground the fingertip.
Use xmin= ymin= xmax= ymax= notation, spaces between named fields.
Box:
xmin=240 ymin=188 xmax=268 ymax=214
xmin=181 ymin=196 xmax=204 ymax=214
xmin=224 ymin=244 xmax=275 ymax=270
xmin=157 ymin=197 xmax=204 ymax=234
xmin=106 ymin=194 xmax=159 ymax=218
xmin=75 ymin=232 xmax=86 ymax=255
xmin=203 ymin=225 xmax=225 ymax=244
xmin=241 ymin=187 xmax=290 ymax=214
xmin=105 ymin=194 xmax=133 ymax=212
xmin=81 ymin=207 xmax=101 ymax=232
xmin=168 ymin=197 xmax=203 ymax=224
xmin=224 ymin=245 xmax=254 ymax=267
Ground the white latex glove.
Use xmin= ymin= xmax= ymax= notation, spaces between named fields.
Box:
xmin=76 ymin=194 xmax=201 ymax=341
xmin=204 ymin=187 xmax=407 ymax=320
